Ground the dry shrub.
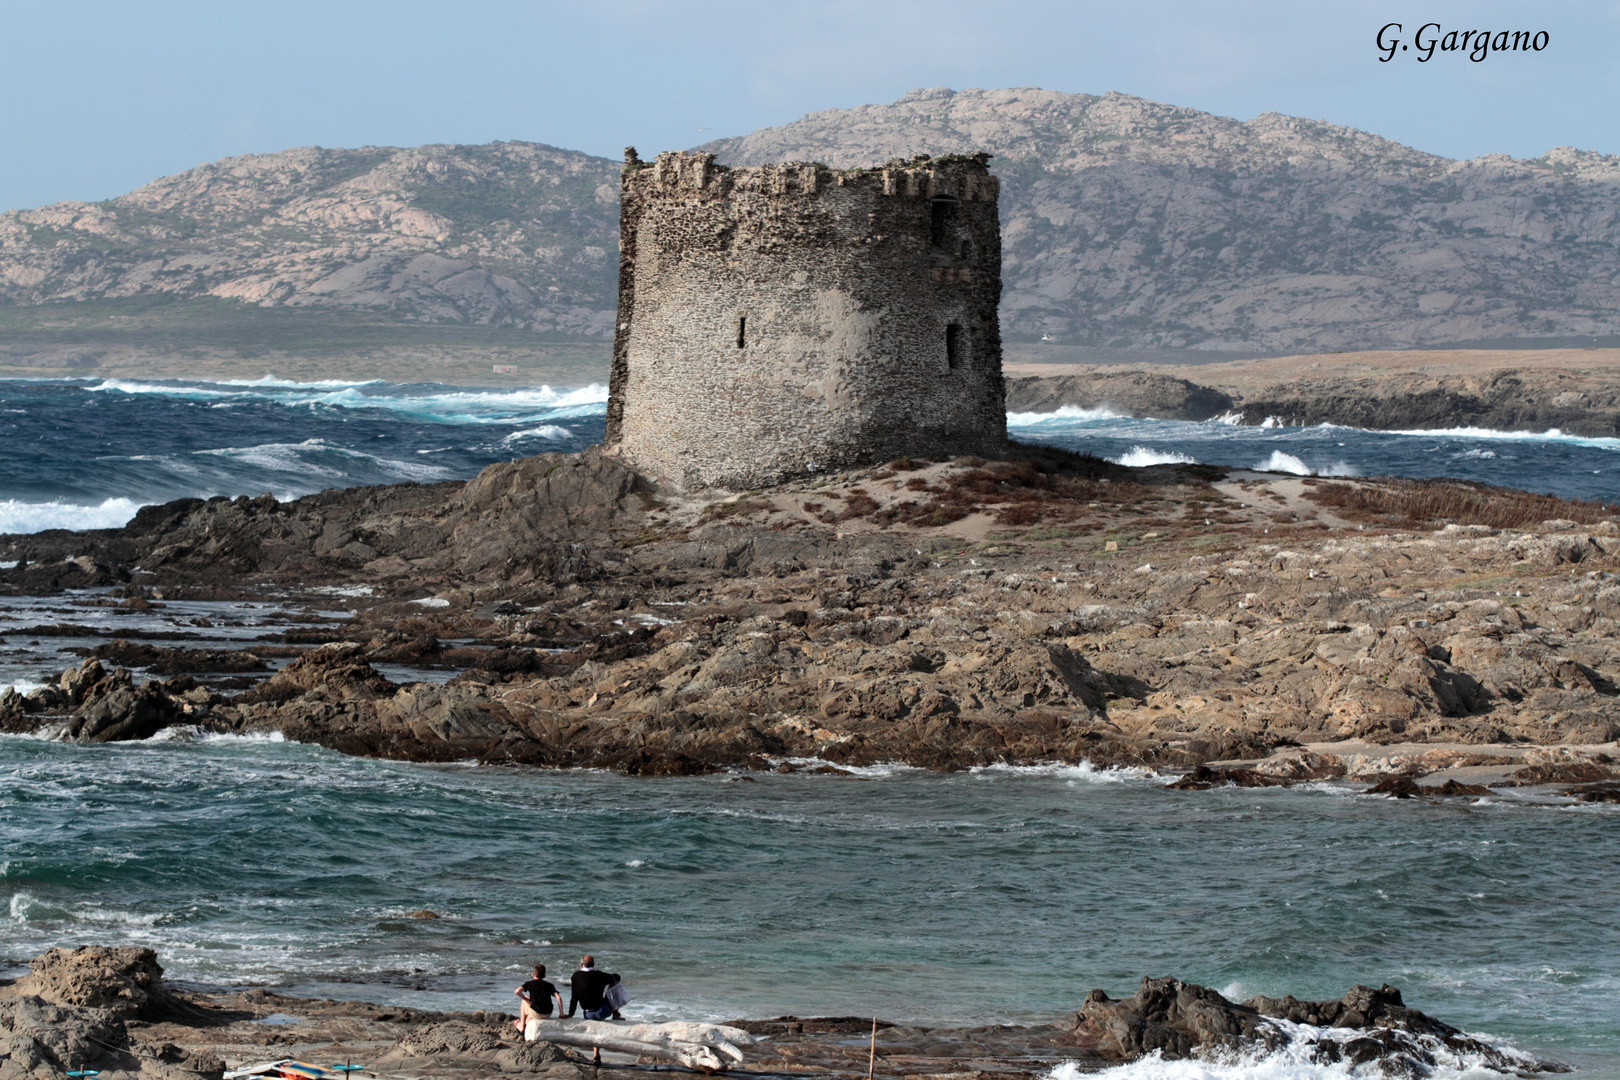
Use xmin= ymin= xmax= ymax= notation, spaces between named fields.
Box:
xmin=1305 ymin=479 xmax=1615 ymax=530
xmin=995 ymin=503 xmax=1045 ymax=526
xmin=699 ymin=499 xmax=774 ymax=523
xmin=837 ymin=490 xmax=881 ymax=520
xmin=888 ymin=457 xmax=926 ymax=472
xmin=904 ymin=477 xmax=939 ymax=493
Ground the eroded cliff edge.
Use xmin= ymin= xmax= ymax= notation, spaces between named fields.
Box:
xmin=2 ymin=445 xmax=1618 ymax=783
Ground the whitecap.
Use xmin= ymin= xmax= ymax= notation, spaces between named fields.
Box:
xmin=1253 ymin=451 xmax=1313 ymax=476
xmin=1207 ymin=411 xmax=1245 ymax=426
xmin=1053 ymin=1013 xmax=1543 ymax=1079
xmin=1109 ymin=446 xmax=1198 ymax=467
xmin=500 ymin=425 xmax=574 ymax=443
xmin=776 ymin=757 xmax=923 ymax=778
xmin=970 ymin=761 xmax=1161 ymax=784
xmin=0 ymin=497 xmax=142 ymax=534
xmin=1006 ymin=405 xmax=1126 ymax=426
xmin=83 ymin=377 xmax=610 ymax=427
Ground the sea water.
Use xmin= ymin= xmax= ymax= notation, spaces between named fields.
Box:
xmin=1 ymin=738 xmax=1616 ymax=1076
xmin=1 ymin=376 xmax=1618 ymax=534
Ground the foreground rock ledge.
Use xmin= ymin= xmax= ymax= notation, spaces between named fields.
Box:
xmin=3 ymin=446 xmax=1619 ymax=774
xmin=0 ymin=948 xmax=1563 ymax=1077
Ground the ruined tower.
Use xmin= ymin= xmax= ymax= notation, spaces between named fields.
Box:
xmin=605 ymin=149 xmax=1006 ymax=489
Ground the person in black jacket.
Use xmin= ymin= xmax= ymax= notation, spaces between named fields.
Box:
xmin=514 ymin=963 xmax=563 ymax=1030
xmin=567 ymin=955 xmax=621 ymax=1021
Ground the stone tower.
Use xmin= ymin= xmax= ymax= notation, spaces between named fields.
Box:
xmin=605 ymin=148 xmax=1006 ymax=489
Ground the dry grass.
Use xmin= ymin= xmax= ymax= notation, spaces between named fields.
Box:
xmin=697 ymin=499 xmax=774 ymax=524
xmin=859 ymin=443 xmax=1204 ymax=528
xmin=1304 ymin=478 xmax=1616 ymax=530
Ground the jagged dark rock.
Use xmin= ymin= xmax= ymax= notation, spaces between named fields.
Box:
xmin=1062 ymin=977 xmax=1559 ymax=1073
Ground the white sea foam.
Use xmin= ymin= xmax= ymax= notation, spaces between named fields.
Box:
xmin=1110 ymin=446 xmax=1198 ymax=467
xmin=1250 ymin=452 xmax=1360 ymax=478
xmin=1380 ymin=424 xmax=1620 ymax=449
xmin=1255 ymin=451 xmax=1314 ymax=476
xmin=192 ymin=440 xmax=456 ymax=482
xmin=777 ymin=757 xmax=923 ymax=778
xmin=500 ymin=425 xmax=574 ymax=443
xmin=83 ymin=377 xmax=610 ymax=426
xmin=0 ymin=497 xmax=141 ymax=534
xmin=1208 ymin=411 xmax=1245 ymax=426
xmin=1006 ymin=405 xmax=1126 ymax=426
xmin=970 ymin=761 xmax=1161 ymax=784
xmin=217 ymin=375 xmax=386 ymax=389
xmin=410 ymin=597 xmax=451 ymax=608
xmin=1050 ymin=1015 xmax=1541 ymax=1080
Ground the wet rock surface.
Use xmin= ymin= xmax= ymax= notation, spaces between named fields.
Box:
xmin=1063 ymin=977 xmax=1561 ymax=1073
xmin=2 ymin=447 xmax=1618 ymax=778
xmin=0 ymin=949 xmax=1560 ymax=1079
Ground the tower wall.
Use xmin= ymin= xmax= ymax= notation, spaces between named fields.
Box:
xmin=607 ymin=150 xmax=1006 ymax=490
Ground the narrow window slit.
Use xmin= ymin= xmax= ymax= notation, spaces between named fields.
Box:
xmin=930 ymin=198 xmax=958 ymax=248
xmin=945 ymin=323 xmax=962 ymax=370
xmin=736 ymin=316 xmax=746 ymax=349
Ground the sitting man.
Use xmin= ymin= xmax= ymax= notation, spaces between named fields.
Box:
xmin=567 ymin=954 xmax=622 ymax=1021
xmin=514 ymin=964 xmax=563 ymax=1031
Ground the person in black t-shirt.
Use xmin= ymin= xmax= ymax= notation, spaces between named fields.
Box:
xmin=514 ymin=964 xmax=563 ymax=1030
xmin=566 ymin=955 xmax=621 ymax=1021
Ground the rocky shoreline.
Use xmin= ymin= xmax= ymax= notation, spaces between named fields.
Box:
xmin=0 ymin=947 xmax=1565 ymax=1078
xmin=1 ymin=445 xmax=1618 ymax=792
xmin=1005 ymin=348 xmax=1620 ymax=435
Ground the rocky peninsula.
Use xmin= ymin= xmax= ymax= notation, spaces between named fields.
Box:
xmin=1006 ymin=347 xmax=1620 ymax=436
xmin=1 ymin=443 xmax=1617 ymax=797
xmin=0 ymin=946 xmax=1563 ymax=1078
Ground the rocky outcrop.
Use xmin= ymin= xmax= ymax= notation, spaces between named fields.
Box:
xmin=0 ymin=446 xmax=642 ymax=591
xmin=1008 ymin=362 xmax=1620 ymax=437
xmin=1 ymin=946 xmax=1556 ymax=1080
xmin=12 ymin=948 xmax=174 ymax=1019
xmin=0 ymin=948 xmax=222 ymax=1080
xmin=1005 ymin=372 xmax=1234 ymax=420
xmin=1064 ymin=977 xmax=1555 ymax=1072
xmin=4 ymin=450 xmax=1620 ymax=771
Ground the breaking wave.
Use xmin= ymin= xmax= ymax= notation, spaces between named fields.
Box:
xmin=0 ymin=497 xmax=142 ymax=534
xmin=1051 ymin=1015 xmax=1544 ymax=1080
xmin=1110 ymin=446 xmax=1198 ymax=467
xmin=1006 ymin=405 xmax=1126 ymax=426
xmin=85 ymin=376 xmax=610 ymax=425
xmin=1251 ymin=452 xmax=1357 ymax=478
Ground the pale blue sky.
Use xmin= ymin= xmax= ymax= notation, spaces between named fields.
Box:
xmin=2 ymin=0 xmax=1615 ymax=212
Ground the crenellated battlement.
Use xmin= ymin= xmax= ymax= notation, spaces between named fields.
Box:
xmin=626 ymin=150 xmax=1000 ymax=206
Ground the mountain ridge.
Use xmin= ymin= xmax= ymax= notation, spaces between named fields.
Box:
xmin=5 ymin=87 xmax=1620 ymax=362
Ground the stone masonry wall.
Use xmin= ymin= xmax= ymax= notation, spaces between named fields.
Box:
xmin=606 ymin=149 xmax=1006 ymax=489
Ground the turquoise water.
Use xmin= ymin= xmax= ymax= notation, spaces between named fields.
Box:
xmin=2 ymin=734 xmax=1616 ymax=1076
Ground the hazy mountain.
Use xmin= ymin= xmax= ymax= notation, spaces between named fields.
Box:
xmin=5 ymin=87 xmax=1620 ymax=365
xmin=0 ymin=141 xmax=621 ymax=340
xmin=702 ymin=87 xmax=1620 ymax=352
